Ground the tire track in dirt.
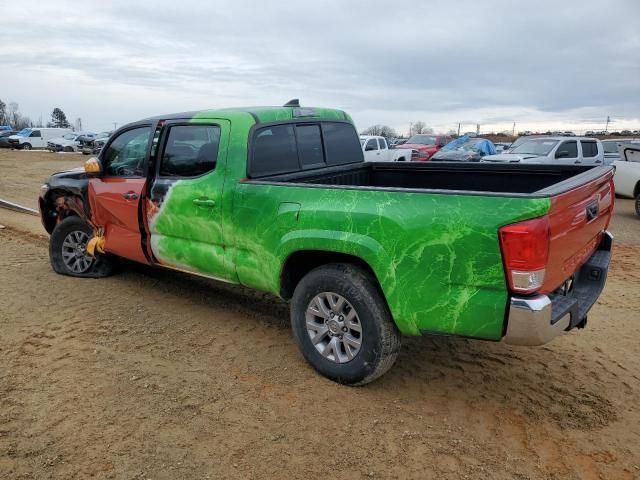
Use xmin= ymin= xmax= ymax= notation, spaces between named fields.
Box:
xmin=1 ymin=227 xmax=639 ymax=479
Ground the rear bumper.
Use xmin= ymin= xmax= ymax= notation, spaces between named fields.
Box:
xmin=503 ymin=231 xmax=613 ymax=346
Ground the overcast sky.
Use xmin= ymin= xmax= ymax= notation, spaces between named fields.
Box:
xmin=1 ymin=0 xmax=639 ymax=135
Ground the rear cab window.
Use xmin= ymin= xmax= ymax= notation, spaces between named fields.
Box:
xmin=248 ymin=121 xmax=362 ymax=178
xmin=580 ymin=140 xmax=598 ymax=158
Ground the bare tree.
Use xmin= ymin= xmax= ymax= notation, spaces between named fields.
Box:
xmin=8 ymin=102 xmax=20 ymax=128
xmin=411 ymin=121 xmax=434 ymax=135
xmin=362 ymin=125 xmax=397 ymax=138
xmin=0 ymin=99 xmax=7 ymax=126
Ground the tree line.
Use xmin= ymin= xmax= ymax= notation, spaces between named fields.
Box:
xmin=0 ymin=99 xmax=72 ymax=130
xmin=360 ymin=121 xmax=434 ymax=138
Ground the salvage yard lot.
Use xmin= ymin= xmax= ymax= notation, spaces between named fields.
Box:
xmin=0 ymin=149 xmax=639 ymax=479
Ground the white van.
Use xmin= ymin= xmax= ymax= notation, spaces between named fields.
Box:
xmin=7 ymin=127 xmax=73 ymax=150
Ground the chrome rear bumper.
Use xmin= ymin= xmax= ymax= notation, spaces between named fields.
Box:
xmin=503 ymin=231 xmax=613 ymax=346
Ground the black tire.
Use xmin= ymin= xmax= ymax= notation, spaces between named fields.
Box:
xmin=291 ymin=263 xmax=400 ymax=386
xmin=49 ymin=216 xmax=113 ymax=278
xmin=63 ymin=146 xmax=74 ymax=153
xmin=22 ymin=143 xmax=32 ymax=150
xmin=635 ymin=193 xmax=640 ymax=217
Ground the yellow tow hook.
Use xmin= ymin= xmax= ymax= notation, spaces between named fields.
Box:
xmin=86 ymin=228 xmax=106 ymax=257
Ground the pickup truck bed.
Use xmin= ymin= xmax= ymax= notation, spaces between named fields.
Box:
xmin=253 ymin=161 xmax=598 ymax=196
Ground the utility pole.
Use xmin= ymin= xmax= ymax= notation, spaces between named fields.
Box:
xmin=113 ymin=122 xmax=118 ymax=131
xmin=457 ymin=123 xmax=461 ymax=137
xmin=512 ymin=122 xmax=516 ymax=136
xmin=476 ymin=124 xmax=480 ymax=136
xmin=604 ymin=116 xmax=610 ymax=133
xmin=409 ymin=122 xmax=412 ymax=137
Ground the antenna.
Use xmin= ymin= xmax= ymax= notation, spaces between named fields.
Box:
xmin=283 ymin=99 xmax=300 ymax=107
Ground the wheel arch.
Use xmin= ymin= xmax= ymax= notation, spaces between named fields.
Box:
xmin=41 ymin=189 xmax=87 ymax=234
xmin=280 ymin=250 xmax=381 ymax=301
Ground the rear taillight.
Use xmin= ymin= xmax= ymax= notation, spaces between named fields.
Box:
xmin=499 ymin=216 xmax=550 ymax=294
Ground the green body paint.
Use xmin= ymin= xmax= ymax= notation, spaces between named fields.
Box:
xmin=147 ymin=107 xmax=551 ymax=339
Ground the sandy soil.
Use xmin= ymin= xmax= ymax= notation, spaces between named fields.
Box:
xmin=0 ymin=150 xmax=639 ymax=479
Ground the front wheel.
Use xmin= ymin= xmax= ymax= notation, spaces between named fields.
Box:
xmin=291 ymin=263 xmax=400 ymax=385
xmin=49 ymin=216 xmax=113 ymax=278
xmin=22 ymin=143 xmax=32 ymax=150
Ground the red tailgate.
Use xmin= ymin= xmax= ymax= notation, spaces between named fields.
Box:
xmin=542 ymin=170 xmax=615 ymax=293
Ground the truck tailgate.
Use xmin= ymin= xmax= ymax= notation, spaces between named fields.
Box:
xmin=542 ymin=169 xmax=615 ymax=293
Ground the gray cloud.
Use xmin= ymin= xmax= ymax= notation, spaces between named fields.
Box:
xmin=1 ymin=0 xmax=639 ymax=133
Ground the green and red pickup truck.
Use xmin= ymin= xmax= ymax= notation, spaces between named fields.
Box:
xmin=39 ymin=102 xmax=614 ymax=385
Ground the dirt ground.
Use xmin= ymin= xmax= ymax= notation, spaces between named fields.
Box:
xmin=0 ymin=150 xmax=639 ymax=479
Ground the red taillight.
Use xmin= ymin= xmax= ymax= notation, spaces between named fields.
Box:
xmin=499 ymin=216 xmax=550 ymax=294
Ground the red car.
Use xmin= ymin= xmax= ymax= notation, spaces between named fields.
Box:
xmin=404 ymin=134 xmax=452 ymax=161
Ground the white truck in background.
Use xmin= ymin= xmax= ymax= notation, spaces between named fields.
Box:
xmin=360 ymin=135 xmax=414 ymax=162
xmin=614 ymin=143 xmax=640 ymax=216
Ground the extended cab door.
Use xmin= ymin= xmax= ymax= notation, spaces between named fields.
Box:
xmin=88 ymin=125 xmax=153 ymax=264
xmin=363 ymin=138 xmax=379 ymax=162
xmin=579 ymin=139 xmax=602 ymax=165
xmin=378 ymin=137 xmax=389 ymax=161
xmin=145 ymin=120 xmax=235 ymax=282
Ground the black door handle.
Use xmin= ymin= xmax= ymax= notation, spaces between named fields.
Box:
xmin=122 ymin=191 xmax=138 ymax=200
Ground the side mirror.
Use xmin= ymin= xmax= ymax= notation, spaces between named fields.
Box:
xmin=84 ymin=157 xmax=102 ymax=176
xmin=556 ymin=150 xmax=569 ymax=158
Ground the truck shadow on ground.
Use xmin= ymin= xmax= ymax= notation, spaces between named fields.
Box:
xmin=123 ymin=260 xmax=621 ymax=432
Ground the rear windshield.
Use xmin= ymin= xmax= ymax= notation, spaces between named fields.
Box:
xmin=249 ymin=121 xmax=362 ymax=178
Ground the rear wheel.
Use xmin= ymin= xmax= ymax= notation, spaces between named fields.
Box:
xmin=22 ymin=143 xmax=32 ymax=150
xmin=290 ymin=263 xmax=400 ymax=385
xmin=49 ymin=216 xmax=113 ymax=278
xmin=635 ymin=193 xmax=640 ymax=217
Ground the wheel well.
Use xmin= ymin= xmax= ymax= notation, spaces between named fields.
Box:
xmin=280 ymin=250 xmax=379 ymax=300
xmin=41 ymin=190 xmax=82 ymax=234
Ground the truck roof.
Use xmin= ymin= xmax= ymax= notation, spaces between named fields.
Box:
xmin=141 ymin=106 xmax=351 ymax=126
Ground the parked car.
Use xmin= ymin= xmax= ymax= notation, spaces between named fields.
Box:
xmin=81 ymin=131 xmax=112 ymax=155
xmin=431 ymin=136 xmax=497 ymax=162
xmin=39 ymin=104 xmax=614 ymax=385
xmin=601 ymin=138 xmax=640 ymax=164
xmin=482 ymin=137 xmax=604 ymax=165
xmin=401 ymin=134 xmax=451 ymax=161
xmin=0 ymin=130 xmax=17 ymax=148
xmin=47 ymin=132 xmax=96 ymax=152
xmin=360 ymin=135 xmax=413 ymax=162
xmin=0 ymin=125 xmax=13 ymax=132
xmin=7 ymin=127 xmax=73 ymax=150
xmin=614 ymin=143 xmax=640 ymax=216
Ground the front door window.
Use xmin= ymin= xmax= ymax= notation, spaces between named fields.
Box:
xmin=102 ymin=127 xmax=151 ymax=177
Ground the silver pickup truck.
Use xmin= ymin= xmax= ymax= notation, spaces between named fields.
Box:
xmin=483 ymin=136 xmax=605 ymax=165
